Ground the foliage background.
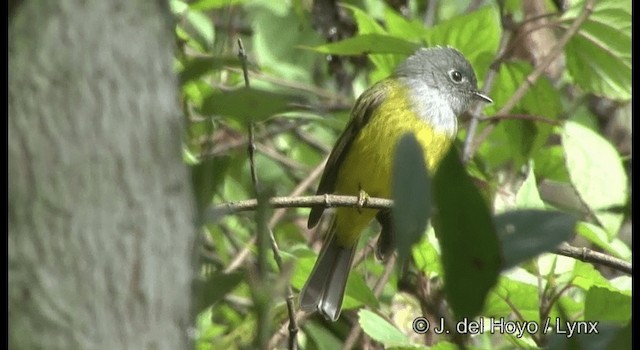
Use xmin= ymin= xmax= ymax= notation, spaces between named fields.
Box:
xmin=172 ymin=0 xmax=631 ymax=349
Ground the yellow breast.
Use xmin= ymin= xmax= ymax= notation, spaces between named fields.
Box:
xmin=332 ymin=80 xmax=456 ymax=246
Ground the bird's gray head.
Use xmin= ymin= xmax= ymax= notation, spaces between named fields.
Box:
xmin=394 ymin=47 xmax=492 ymax=116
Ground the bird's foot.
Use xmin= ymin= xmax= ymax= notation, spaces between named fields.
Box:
xmin=356 ymin=189 xmax=369 ymax=213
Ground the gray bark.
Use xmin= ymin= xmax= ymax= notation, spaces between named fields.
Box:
xmin=9 ymin=1 xmax=196 ymax=349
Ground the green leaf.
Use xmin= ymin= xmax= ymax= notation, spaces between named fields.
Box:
xmin=248 ymin=4 xmax=323 ymax=82
xmin=339 ymin=4 xmax=407 ymax=77
xmin=563 ymin=0 xmax=631 ymax=100
xmin=292 ymin=255 xmax=378 ymax=310
xmin=562 ymin=121 xmax=628 ymax=237
xmin=182 ymin=79 xmax=215 ymax=109
xmin=342 ymin=272 xmax=379 ymax=310
xmin=191 ymin=157 xmax=229 ymax=213
xmin=495 ymin=210 xmax=576 ymax=269
xmin=584 ymin=286 xmax=631 ymax=324
xmin=383 ymin=6 xmax=426 ymax=42
xmin=358 ymin=309 xmax=411 ymax=347
xmin=170 ymin=0 xmax=188 ymax=14
xmin=571 ymin=261 xmax=611 ymax=291
xmin=199 ymin=88 xmax=297 ymax=122
xmin=546 ymin=322 xmax=630 ymax=350
xmin=194 ymin=271 xmax=244 ymax=313
xmin=426 ymin=6 xmax=500 ymax=64
xmin=479 ymin=61 xmax=561 ymax=171
xmin=303 ymin=322 xmax=344 ymax=350
xmin=184 ymin=9 xmax=215 ymax=49
xmin=189 ymin=0 xmax=249 ymax=11
xmin=307 ymin=34 xmax=419 ymax=56
xmin=430 ymin=342 xmax=466 ymax=350
xmin=514 ymin=165 xmax=546 ymax=209
xmin=488 ymin=62 xmax=561 ymax=167
xmin=484 ymin=275 xmax=540 ymax=322
xmin=433 ymin=148 xmax=501 ymax=320
xmin=342 ymin=4 xmax=386 ymax=35
xmin=576 ymin=222 xmax=631 ymax=260
xmin=392 ymin=133 xmax=431 ymax=267
xmin=290 ymin=255 xmax=315 ymax=291
xmin=411 ymin=234 xmax=442 ymax=277
xmin=388 ymin=346 xmax=430 ymax=350
xmin=179 ymin=56 xmax=243 ymax=83
xmin=606 ymin=322 xmax=632 ymax=350
xmin=533 ymin=145 xmax=570 ymax=182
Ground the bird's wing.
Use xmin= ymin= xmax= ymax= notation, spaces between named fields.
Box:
xmin=307 ymin=81 xmax=389 ymax=228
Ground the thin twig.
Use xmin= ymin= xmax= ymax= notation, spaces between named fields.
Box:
xmin=238 ymin=38 xmax=299 ymax=350
xmin=238 ymin=38 xmax=260 ymax=196
xmin=207 ymin=194 xmax=394 ymax=220
xmin=225 ymin=67 xmax=349 ymax=104
xmin=465 ymin=0 xmax=595 ymax=159
xmin=212 ymin=194 xmax=632 ymax=276
xmin=224 ymin=159 xmax=327 ymax=273
xmin=462 ymin=0 xmax=513 ymax=162
xmin=271 ymin=159 xmax=328 ymax=228
xmin=252 ymin=194 xmax=270 ymax=350
xmin=423 ymin=0 xmax=437 ymax=27
xmin=202 ymin=121 xmax=303 ymax=158
xmin=269 ymin=311 xmax=309 ymax=349
xmin=267 ymin=227 xmax=299 ymax=350
xmin=480 ymin=113 xmax=561 ymax=126
xmin=553 ymin=242 xmax=632 ymax=274
xmin=293 ymin=128 xmax=332 ymax=154
xmin=256 ymin=143 xmax=308 ymax=172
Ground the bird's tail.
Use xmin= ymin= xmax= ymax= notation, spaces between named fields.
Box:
xmin=299 ymin=220 xmax=356 ymax=321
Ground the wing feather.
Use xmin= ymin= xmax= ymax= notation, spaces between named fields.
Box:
xmin=307 ymin=81 xmax=390 ymax=228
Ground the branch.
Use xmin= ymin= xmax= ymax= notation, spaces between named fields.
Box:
xmin=223 ymin=160 xmax=327 ymax=273
xmin=207 ymin=194 xmax=393 ymax=221
xmin=462 ymin=0 xmax=513 ymax=162
xmin=465 ymin=0 xmax=595 ymax=159
xmin=237 ymin=38 xmax=300 ymax=350
xmin=481 ymin=113 xmax=561 ymax=126
xmin=201 ymin=120 xmax=303 ymax=158
xmin=237 ymin=38 xmax=260 ymax=196
xmin=554 ymin=242 xmax=632 ymax=274
xmin=210 ymin=194 xmax=631 ymax=275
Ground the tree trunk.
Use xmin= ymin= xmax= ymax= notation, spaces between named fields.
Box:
xmin=9 ymin=1 xmax=196 ymax=349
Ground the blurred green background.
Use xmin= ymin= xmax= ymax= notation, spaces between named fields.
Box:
xmin=173 ymin=0 xmax=631 ymax=349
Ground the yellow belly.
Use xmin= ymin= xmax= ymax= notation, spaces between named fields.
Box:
xmin=333 ymin=82 xmax=454 ymax=247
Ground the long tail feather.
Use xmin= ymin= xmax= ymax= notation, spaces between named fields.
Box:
xmin=299 ymin=222 xmax=356 ymax=321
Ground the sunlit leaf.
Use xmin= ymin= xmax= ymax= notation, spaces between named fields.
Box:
xmin=562 ymin=121 xmax=628 ymax=237
xmin=199 ymin=88 xmax=297 ymax=122
xmin=563 ymin=0 xmax=631 ymax=100
xmin=576 ymin=222 xmax=631 ymax=260
xmin=190 ymin=0 xmax=249 ymax=11
xmin=426 ymin=6 xmax=500 ymax=63
xmin=383 ymin=6 xmax=426 ymax=41
xmin=514 ymin=165 xmax=546 ymax=209
xmin=358 ymin=309 xmax=411 ymax=347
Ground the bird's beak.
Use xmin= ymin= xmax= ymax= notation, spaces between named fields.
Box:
xmin=473 ymin=91 xmax=493 ymax=103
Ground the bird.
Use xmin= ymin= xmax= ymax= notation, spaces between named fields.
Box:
xmin=299 ymin=46 xmax=492 ymax=321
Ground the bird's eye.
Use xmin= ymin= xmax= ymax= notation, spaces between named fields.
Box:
xmin=450 ymin=70 xmax=463 ymax=83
